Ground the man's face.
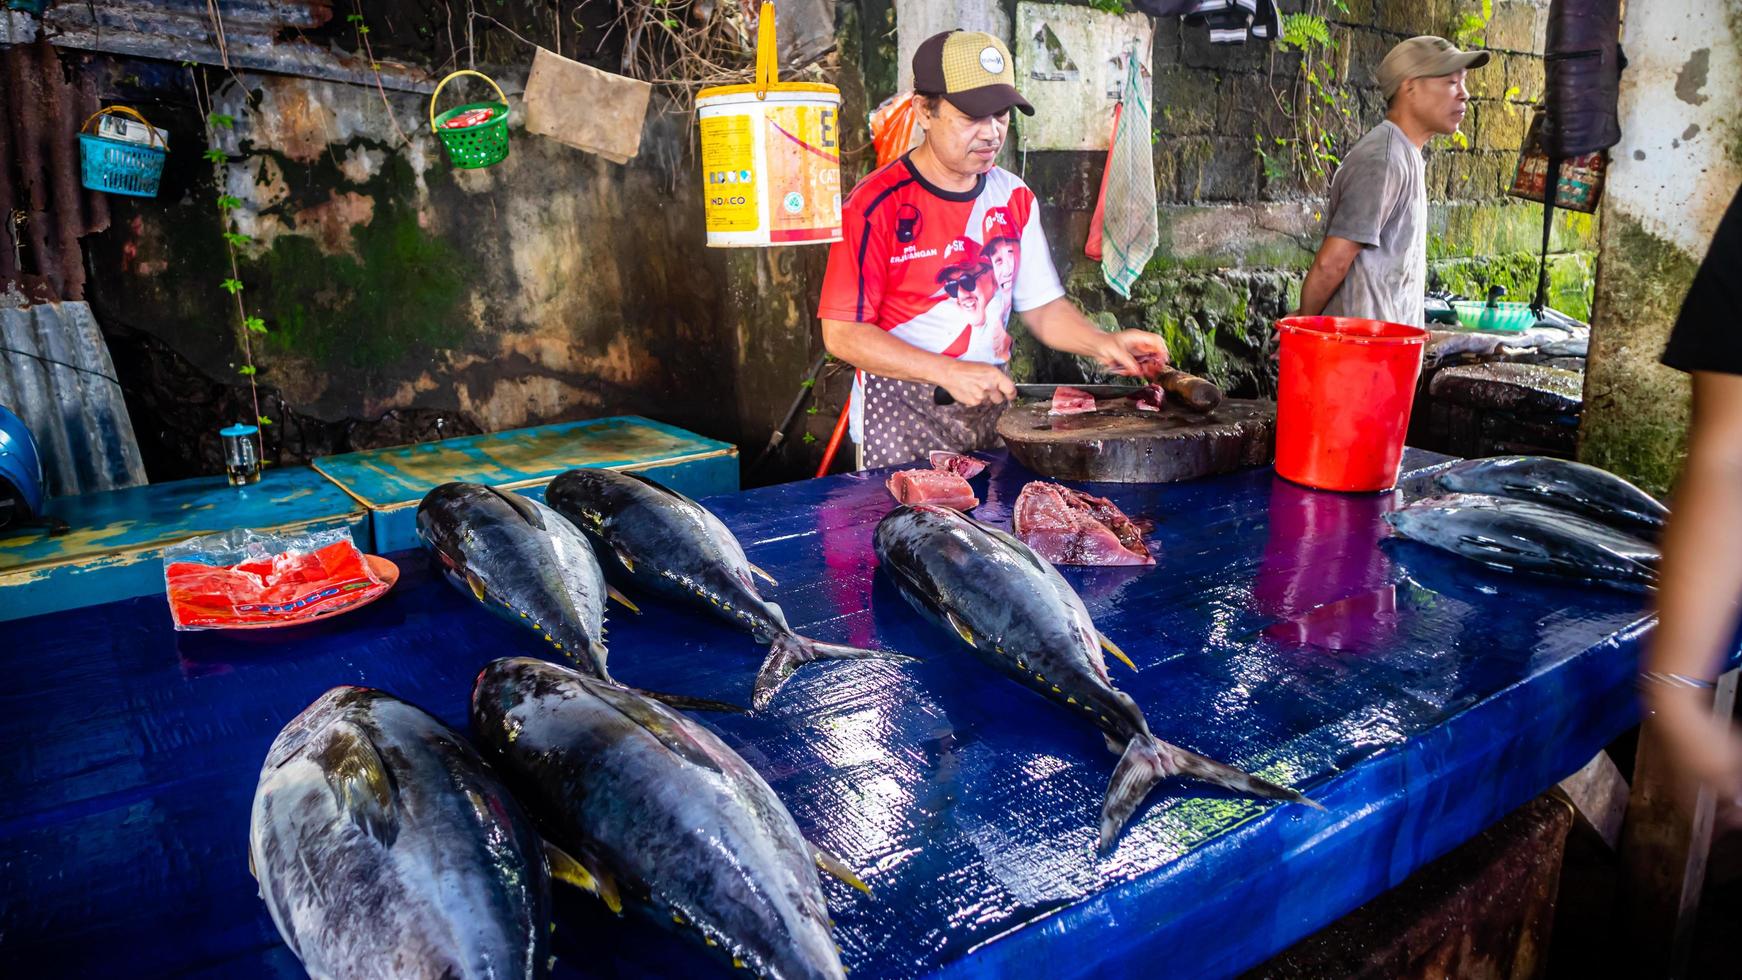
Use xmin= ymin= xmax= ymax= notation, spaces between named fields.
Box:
xmin=943 ymin=266 xmax=993 ymax=325
xmin=987 ymin=241 xmax=1018 ymax=290
xmin=1402 ymin=69 xmax=1469 ymax=136
xmin=917 ymin=96 xmax=1010 ymax=175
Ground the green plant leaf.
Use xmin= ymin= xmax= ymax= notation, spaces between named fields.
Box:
xmin=223 ymin=231 xmax=252 ymax=247
xmin=217 ymin=195 xmax=243 ymax=211
xmin=203 ymin=148 xmax=227 ymax=163
xmin=800 ymin=378 xmax=815 ymax=389
xmin=244 ymin=316 xmax=268 ymax=334
xmin=238 ymin=364 xmax=257 ymax=376
xmin=220 ymin=277 xmax=244 ymax=294
xmin=802 ymin=431 xmax=818 ymax=445
xmin=258 ymin=416 xmax=274 ymax=426
xmin=209 ymin=112 xmax=235 ymax=129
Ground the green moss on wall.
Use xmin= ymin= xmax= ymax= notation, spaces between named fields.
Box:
xmin=1578 ymin=215 xmax=1701 ymax=495
xmin=252 ymin=201 xmax=469 ymax=371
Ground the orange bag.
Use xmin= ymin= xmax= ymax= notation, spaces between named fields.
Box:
xmin=1085 ymin=101 xmax=1122 ymax=261
xmin=870 ymin=90 xmax=920 ymax=168
xmin=163 ymin=528 xmax=391 ymax=630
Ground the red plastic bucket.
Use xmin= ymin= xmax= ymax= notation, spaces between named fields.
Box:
xmin=1274 ymin=316 xmax=1427 ymax=492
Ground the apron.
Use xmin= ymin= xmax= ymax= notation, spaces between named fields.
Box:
xmin=859 ymin=373 xmax=1006 ymax=469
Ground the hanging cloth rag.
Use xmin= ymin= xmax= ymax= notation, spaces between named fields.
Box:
xmin=523 ymin=46 xmax=653 ymax=164
xmin=1100 ymin=53 xmax=1157 ymax=298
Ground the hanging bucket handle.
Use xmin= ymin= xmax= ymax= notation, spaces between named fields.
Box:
xmin=429 ymin=69 xmax=508 ymax=132
xmin=754 ymin=1 xmax=777 ymax=100
xmin=81 ymin=105 xmax=164 ymax=150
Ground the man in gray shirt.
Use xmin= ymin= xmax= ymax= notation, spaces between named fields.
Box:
xmin=1295 ymin=36 xmax=1490 ymax=326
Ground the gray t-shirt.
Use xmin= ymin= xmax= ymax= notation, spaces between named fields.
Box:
xmin=1321 ymin=120 xmax=1426 ymax=327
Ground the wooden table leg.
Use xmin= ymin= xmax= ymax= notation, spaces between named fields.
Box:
xmin=1620 ymin=668 xmax=1740 ymax=977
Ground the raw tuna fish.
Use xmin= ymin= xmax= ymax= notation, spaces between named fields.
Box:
xmin=1130 ymin=384 xmax=1166 ymax=412
xmin=887 ymin=469 xmax=979 ymax=511
xmin=1050 ymin=386 xmax=1098 ymax=415
xmin=1013 ymin=482 xmax=1154 ymax=565
xmin=929 ymin=450 xmax=987 ymax=479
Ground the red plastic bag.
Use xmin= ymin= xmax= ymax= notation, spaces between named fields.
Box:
xmin=1085 ymin=101 xmax=1122 ymax=261
xmin=870 ymin=90 xmax=920 ymax=168
xmin=163 ymin=528 xmax=391 ymax=630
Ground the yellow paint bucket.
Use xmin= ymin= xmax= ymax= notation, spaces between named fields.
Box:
xmin=696 ymin=3 xmax=842 ymax=247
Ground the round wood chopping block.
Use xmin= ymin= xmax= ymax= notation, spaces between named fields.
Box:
xmin=996 ymin=397 xmax=1277 ymax=483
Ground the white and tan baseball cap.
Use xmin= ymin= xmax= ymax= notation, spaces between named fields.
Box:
xmin=913 ymin=30 xmax=1034 ymax=117
xmin=1378 ymin=35 xmax=1490 ymax=99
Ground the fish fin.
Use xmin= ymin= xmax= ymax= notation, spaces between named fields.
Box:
xmin=630 ymin=688 xmax=746 ymax=714
xmin=749 ymin=563 xmax=779 ymax=588
xmin=543 ymin=840 xmax=622 ymax=914
xmin=613 ymin=546 xmax=636 ymax=574
xmin=247 ymin=846 xmax=257 ymax=881
xmin=752 ymin=634 xmax=918 ymax=711
xmin=465 ymin=570 xmax=488 ymax=602
xmin=812 ymin=843 xmax=872 ymax=895
xmin=588 ymin=640 xmax=613 ymax=681
xmin=944 ymin=610 xmax=976 ymax=647
xmin=1098 ymin=631 xmax=1137 ymax=672
xmin=486 ymin=486 xmax=548 ymax=529
xmin=1103 ymin=733 xmax=1125 ymax=756
xmin=320 ymin=727 xmax=399 ymax=847
xmin=1098 ymin=735 xmax=1321 ymax=855
xmin=607 ymin=586 xmax=641 ymax=614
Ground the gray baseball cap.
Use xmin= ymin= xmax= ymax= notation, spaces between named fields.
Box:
xmin=1378 ymin=36 xmax=1490 ymax=99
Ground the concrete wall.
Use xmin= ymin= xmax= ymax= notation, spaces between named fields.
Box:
xmin=1578 ymin=1 xmax=1742 ymax=494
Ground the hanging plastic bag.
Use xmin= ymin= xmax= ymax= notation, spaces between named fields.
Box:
xmin=162 ymin=527 xmax=392 ymax=630
xmin=870 ymin=90 xmax=922 ymax=168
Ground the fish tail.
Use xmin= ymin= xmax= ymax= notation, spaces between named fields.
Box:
xmin=1098 ymin=735 xmax=1322 ymax=855
xmin=751 ymin=634 xmax=917 ymax=711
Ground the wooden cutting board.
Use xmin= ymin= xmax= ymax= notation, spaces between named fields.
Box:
xmin=996 ymin=397 xmax=1276 ymax=483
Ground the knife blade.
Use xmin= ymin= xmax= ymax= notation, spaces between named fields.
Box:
xmin=932 ymin=383 xmax=1147 ymax=406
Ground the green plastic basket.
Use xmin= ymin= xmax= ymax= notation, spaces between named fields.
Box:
xmin=1451 ymin=300 xmax=1537 ymax=333
xmin=430 ymin=70 xmax=510 ymax=170
xmin=79 ymin=106 xmax=167 ymax=198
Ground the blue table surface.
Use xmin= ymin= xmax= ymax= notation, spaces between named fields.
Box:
xmin=0 ymin=449 xmax=1658 ymax=978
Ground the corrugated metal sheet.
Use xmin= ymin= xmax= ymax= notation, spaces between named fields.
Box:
xmin=43 ymin=0 xmax=434 ymax=93
xmin=0 ymin=301 xmax=147 ymax=497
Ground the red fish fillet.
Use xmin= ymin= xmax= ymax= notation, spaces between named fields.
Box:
xmin=887 ymin=469 xmax=979 ymax=511
xmin=1013 ymin=482 xmax=1154 ymax=565
xmin=1050 ymin=386 xmax=1098 ymax=415
xmin=1131 ymin=383 xmax=1166 ymax=412
xmin=928 ymin=451 xmax=987 ymax=479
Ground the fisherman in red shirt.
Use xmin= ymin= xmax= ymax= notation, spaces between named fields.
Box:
xmin=818 ymin=29 xmax=1168 ymax=468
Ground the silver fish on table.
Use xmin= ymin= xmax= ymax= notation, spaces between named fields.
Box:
xmin=1434 ymin=455 xmax=1668 ymax=540
xmin=873 ymin=504 xmax=1320 ymax=855
xmin=249 ymin=687 xmax=553 ymax=980
xmin=547 ymin=467 xmax=912 ymax=710
xmin=1385 ymin=492 xmax=1659 ymax=592
xmin=471 ymin=657 xmax=864 ymax=980
xmin=417 ymin=481 xmax=618 ymax=678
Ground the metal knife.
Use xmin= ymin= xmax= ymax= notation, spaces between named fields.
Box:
xmin=932 ymin=383 xmax=1146 ymax=406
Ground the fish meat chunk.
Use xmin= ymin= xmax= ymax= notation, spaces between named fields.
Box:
xmin=929 ymin=450 xmax=987 ymax=479
xmin=1435 ymin=455 xmax=1667 ymax=540
xmin=1385 ymin=492 xmax=1658 ymax=592
xmin=875 ymin=505 xmax=1318 ymax=855
xmin=250 ymin=687 xmax=551 ymax=980
xmin=547 ymin=468 xmax=913 ymax=710
xmin=1013 ymin=482 xmax=1154 ymax=565
xmin=1129 ymin=384 xmax=1166 ymax=412
xmin=1050 ymin=386 xmax=1098 ymax=415
xmin=887 ymin=468 xmax=980 ymax=511
xmin=472 ymin=658 xmax=859 ymax=980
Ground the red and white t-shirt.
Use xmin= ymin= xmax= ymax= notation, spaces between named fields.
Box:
xmin=817 ymin=155 xmax=1065 ymax=441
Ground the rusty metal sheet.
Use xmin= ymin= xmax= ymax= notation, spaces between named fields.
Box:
xmin=42 ymin=0 xmax=435 ymax=93
xmin=0 ymin=300 xmax=146 ymax=497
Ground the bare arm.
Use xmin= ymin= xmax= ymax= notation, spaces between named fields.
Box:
xmin=1294 ymin=236 xmax=1364 ymax=316
xmin=1019 ymin=297 xmax=1167 ymax=375
xmin=1642 ymin=370 xmax=1742 ymax=796
xmin=821 ymin=318 xmax=1015 ymax=406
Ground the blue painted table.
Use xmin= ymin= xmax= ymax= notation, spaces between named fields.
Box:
xmin=312 ymin=416 xmax=739 ymax=553
xmin=0 ymin=466 xmax=368 ymax=622
xmin=0 ymin=450 xmax=1656 ymax=978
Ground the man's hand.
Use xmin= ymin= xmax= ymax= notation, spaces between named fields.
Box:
xmin=1095 ymin=330 xmax=1169 ymax=377
xmin=940 ymin=360 xmax=1017 ymax=407
xmin=1647 ymin=684 xmax=1742 ymax=803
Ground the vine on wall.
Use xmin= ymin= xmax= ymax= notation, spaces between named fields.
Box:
xmin=1257 ymin=1 xmax=1360 ymax=187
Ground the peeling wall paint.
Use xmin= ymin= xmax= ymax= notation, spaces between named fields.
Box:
xmin=1579 ymin=0 xmax=1742 ymax=493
